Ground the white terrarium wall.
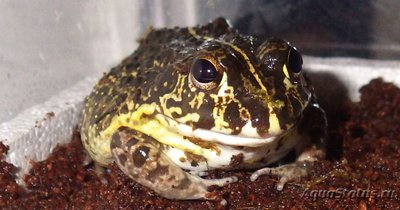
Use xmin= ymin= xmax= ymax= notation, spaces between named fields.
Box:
xmin=0 ymin=0 xmax=399 ymax=180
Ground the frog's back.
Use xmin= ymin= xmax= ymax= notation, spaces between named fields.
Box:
xmin=80 ymin=18 xmax=233 ymax=164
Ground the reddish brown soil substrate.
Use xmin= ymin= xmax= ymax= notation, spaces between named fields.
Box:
xmin=0 ymin=78 xmax=399 ymax=209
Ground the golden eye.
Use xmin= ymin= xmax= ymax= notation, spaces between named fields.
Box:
xmin=287 ymin=47 xmax=303 ymax=73
xmin=190 ymin=59 xmax=222 ymax=90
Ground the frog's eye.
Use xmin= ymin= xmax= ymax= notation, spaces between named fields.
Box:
xmin=190 ymin=59 xmax=222 ymax=90
xmin=287 ymin=47 xmax=303 ymax=73
xmin=192 ymin=59 xmax=218 ymax=83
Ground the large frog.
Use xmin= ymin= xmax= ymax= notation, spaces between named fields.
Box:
xmin=80 ymin=18 xmax=326 ymax=200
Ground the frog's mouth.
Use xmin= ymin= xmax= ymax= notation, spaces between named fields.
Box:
xmin=150 ymin=111 xmax=290 ymax=149
xmin=110 ymin=104 xmax=289 ymax=159
xmin=151 ymin=112 xmax=300 ymax=167
xmin=164 ymin=115 xmax=280 ymax=147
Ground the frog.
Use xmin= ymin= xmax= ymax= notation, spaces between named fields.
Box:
xmin=80 ymin=17 xmax=326 ymax=200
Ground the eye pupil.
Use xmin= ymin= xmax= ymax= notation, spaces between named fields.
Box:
xmin=287 ymin=48 xmax=303 ymax=73
xmin=192 ymin=59 xmax=218 ymax=83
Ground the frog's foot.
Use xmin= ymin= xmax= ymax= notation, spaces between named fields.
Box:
xmin=111 ymin=126 xmax=237 ymax=200
xmin=251 ymin=146 xmax=325 ymax=191
xmin=92 ymin=163 xmax=110 ymax=185
xmin=82 ymin=152 xmax=110 ymax=184
xmin=250 ymin=161 xmax=310 ymax=191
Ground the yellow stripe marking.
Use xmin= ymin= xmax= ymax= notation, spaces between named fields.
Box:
xmin=283 ymin=64 xmax=290 ymax=79
xmin=99 ymin=104 xmax=217 ymax=159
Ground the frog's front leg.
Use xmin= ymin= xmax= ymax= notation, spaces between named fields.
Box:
xmin=251 ymin=102 xmax=327 ymax=190
xmin=110 ymin=126 xmax=237 ymax=200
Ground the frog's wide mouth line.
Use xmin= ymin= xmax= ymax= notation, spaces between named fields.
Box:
xmin=159 ymin=113 xmax=284 ymax=148
xmin=153 ymin=113 xmax=300 ymax=171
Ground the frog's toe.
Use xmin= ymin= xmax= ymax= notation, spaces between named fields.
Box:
xmin=200 ymin=175 xmax=238 ymax=187
xmin=189 ymin=170 xmax=208 ymax=177
xmin=181 ymin=175 xmax=237 ymax=200
xmin=188 ymin=171 xmax=238 ymax=187
xmin=250 ymin=162 xmax=310 ymax=191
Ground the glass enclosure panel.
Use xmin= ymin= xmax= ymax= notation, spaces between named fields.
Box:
xmin=153 ymin=0 xmax=400 ymax=59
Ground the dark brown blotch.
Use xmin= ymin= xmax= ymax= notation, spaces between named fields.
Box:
xmin=132 ymin=146 xmax=150 ymax=167
xmin=126 ymin=138 xmax=139 ymax=150
xmin=117 ymin=153 xmax=127 ymax=166
xmin=110 ymin=133 xmax=121 ymax=149
xmin=190 ymin=160 xmax=198 ymax=167
xmin=146 ymin=164 xmax=169 ymax=183
xmin=119 ymin=103 xmax=129 ymax=114
xmin=224 ymin=102 xmax=246 ymax=135
xmin=172 ymin=176 xmax=192 ymax=190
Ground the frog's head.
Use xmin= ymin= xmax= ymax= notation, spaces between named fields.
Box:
xmin=149 ymin=36 xmax=311 ymax=147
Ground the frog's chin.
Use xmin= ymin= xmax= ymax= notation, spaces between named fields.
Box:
xmin=163 ymin=116 xmax=286 ymax=147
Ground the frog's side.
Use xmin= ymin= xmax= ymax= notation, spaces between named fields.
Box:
xmin=80 ymin=18 xmax=326 ymax=200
